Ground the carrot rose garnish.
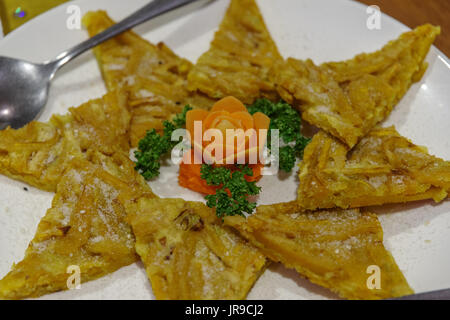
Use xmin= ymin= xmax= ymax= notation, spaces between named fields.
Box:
xmin=185 ymin=96 xmax=270 ymax=165
xmin=179 ymin=96 xmax=270 ymax=195
xmin=133 ymin=96 xmax=309 ymax=218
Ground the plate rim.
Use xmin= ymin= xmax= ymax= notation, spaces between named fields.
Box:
xmin=1 ymin=0 xmax=449 ymax=63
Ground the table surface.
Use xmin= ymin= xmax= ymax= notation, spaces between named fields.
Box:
xmin=357 ymin=0 xmax=449 ymax=57
xmin=0 ymin=0 xmax=448 ymax=57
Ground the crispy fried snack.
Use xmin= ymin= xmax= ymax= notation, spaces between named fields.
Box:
xmin=68 ymin=90 xmax=130 ymax=154
xmin=0 ymin=151 xmax=153 ymax=300
xmin=274 ymin=24 xmax=440 ymax=148
xmin=298 ymin=127 xmax=450 ymax=210
xmin=126 ymin=197 xmax=267 ymax=300
xmin=187 ymin=0 xmax=283 ymax=104
xmin=0 ymin=91 xmax=130 ymax=192
xmin=82 ymin=11 xmax=215 ymax=146
xmin=225 ymin=202 xmax=413 ymax=300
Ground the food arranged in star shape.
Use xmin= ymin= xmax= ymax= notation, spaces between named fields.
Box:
xmin=0 ymin=0 xmax=446 ymax=300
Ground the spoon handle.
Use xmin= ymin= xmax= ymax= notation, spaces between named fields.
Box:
xmin=51 ymin=0 xmax=202 ymax=71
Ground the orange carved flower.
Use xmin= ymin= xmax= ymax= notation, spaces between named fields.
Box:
xmin=185 ymin=96 xmax=270 ymax=164
xmin=179 ymin=96 xmax=270 ymax=194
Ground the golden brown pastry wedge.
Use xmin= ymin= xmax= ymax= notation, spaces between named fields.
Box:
xmin=68 ymin=90 xmax=130 ymax=154
xmin=126 ymin=197 xmax=267 ymax=300
xmin=0 ymin=151 xmax=153 ymax=300
xmin=298 ymin=127 xmax=450 ymax=210
xmin=0 ymin=91 xmax=130 ymax=191
xmin=225 ymin=202 xmax=413 ymax=300
xmin=187 ymin=0 xmax=283 ymax=104
xmin=82 ymin=11 xmax=215 ymax=146
xmin=274 ymin=24 xmax=440 ymax=148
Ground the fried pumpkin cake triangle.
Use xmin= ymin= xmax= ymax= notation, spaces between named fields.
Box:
xmin=225 ymin=201 xmax=413 ymax=300
xmin=274 ymin=24 xmax=440 ymax=148
xmin=0 ymin=151 xmax=153 ymax=300
xmin=126 ymin=197 xmax=267 ymax=300
xmin=187 ymin=0 xmax=283 ymax=104
xmin=82 ymin=11 xmax=215 ymax=147
xmin=0 ymin=91 xmax=130 ymax=192
xmin=298 ymin=127 xmax=450 ymax=210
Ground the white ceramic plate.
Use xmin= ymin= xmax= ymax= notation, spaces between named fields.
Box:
xmin=0 ymin=0 xmax=449 ymax=300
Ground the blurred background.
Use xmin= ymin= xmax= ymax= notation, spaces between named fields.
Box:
xmin=357 ymin=0 xmax=449 ymax=56
xmin=0 ymin=0 xmax=69 ymax=37
xmin=0 ymin=0 xmax=448 ymax=55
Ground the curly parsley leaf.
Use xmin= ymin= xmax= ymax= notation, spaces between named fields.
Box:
xmin=134 ymin=105 xmax=192 ymax=180
xmin=279 ymin=146 xmax=297 ymax=172
xmin=247 ymin=99 xmax=311 ymax=173
xmin=172 ymin=105 xmax=192 ymax=128
xmin=201 ymin=164 xmax=261 ymax=218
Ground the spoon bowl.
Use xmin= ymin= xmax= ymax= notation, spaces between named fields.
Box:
xmin=0 ymin=57 xmax=57 ymax=130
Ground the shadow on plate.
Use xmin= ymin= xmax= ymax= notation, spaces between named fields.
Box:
xmin=368 ymin=198 xmax=450 ymax=237
xmin=266 ymin=263 xmax=340 ymax=300
xmin=39 ymin=261 xmax=154 ymax=300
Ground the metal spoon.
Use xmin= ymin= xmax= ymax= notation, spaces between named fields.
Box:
xmin=0 ymin=0 xmax=202 ymax=130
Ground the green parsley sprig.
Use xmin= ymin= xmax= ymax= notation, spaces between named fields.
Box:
xmin=134 ymin=105 xmax=192 ymax=180
xmin=247 ymin=99 xmax=311 ymax=172
xmin=201 ymin=164 xmax=261 ymax=218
